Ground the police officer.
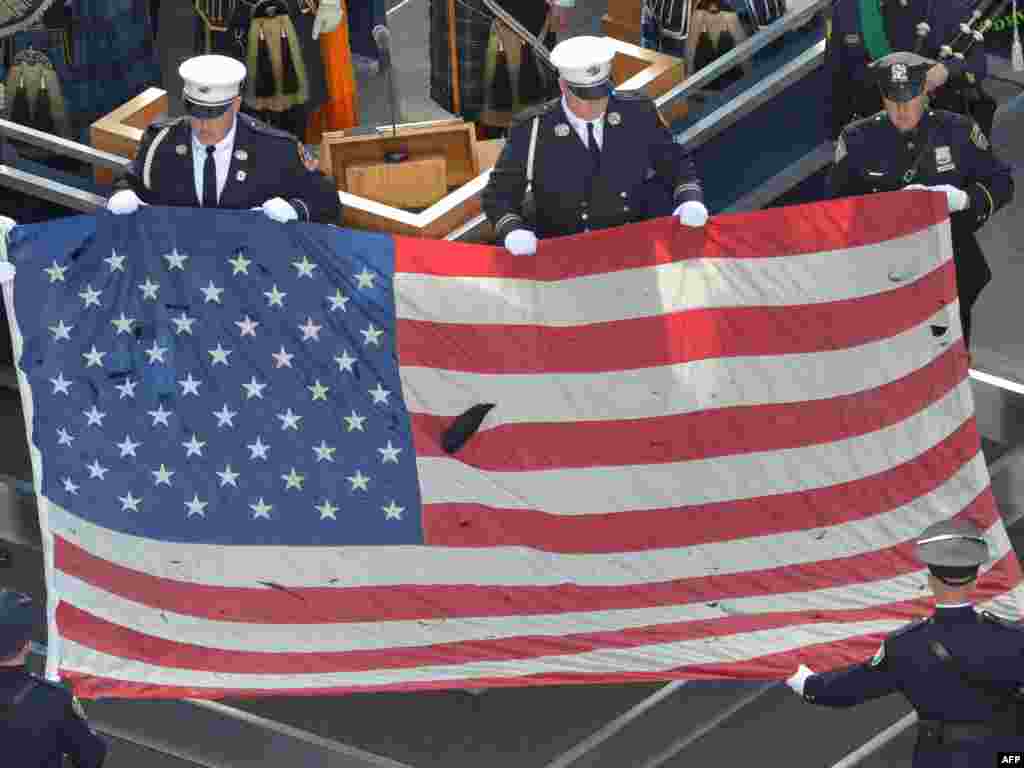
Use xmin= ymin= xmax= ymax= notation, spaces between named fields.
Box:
xmin=0 ymin=589 xmax=107 ymax=767
xmin=824 ymin=0 xmax=989 ymax=139
xmin=107 ymin=55 xmax=341 ymax=225
xmin=785 ymin=520 xmax=1024 ymax=766
xmin=483 ymin=35 xmax=707 ymax=256
xmin=828 ymin=52 xmax=1013 ymax=350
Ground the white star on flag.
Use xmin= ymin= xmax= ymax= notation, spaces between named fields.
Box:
xmin=45 ymin=261 xmax=69 ymax=283
xmin=347 ymin=470 xmax=370 ymax=492
xmin=344 ymin=411 xmax=366 ymax=432
xmin=111 ymin=313 xmax=135 ymax=335
xmin=307 ymin=380 xmax=329 ymax=400
xmin=334 ymin=351 xmax=356 ymax=373
xmin=378 ymin=441 xmax=402 ymax=463
xmin=235 ymin=316 xmax=259 ymax=337
xmin=49 ymin=319 xmax=73 ymax=341
xmin=185 ymin=495 xmax=208 ymax=518
xmin=117 ymin=435 xmax=141 ymax=458
xmin=292 ymin=254 xmax=317 ymax=278
xmin=183 ymin=434 xmax=206 ymax=457
xmin=201 ymin=281 xmax=224 ymax=304
xmin=213 ymin=405 xmax=237 ymax=428
xmin=217 ymin=465 xmax=240 ymax=487
xmin=163 ymin=248 xmax=189 ymax=270
xmin=316 ymin=500 xmax=338 ymax=520
xmin=118 ymin=492 xmax=142 ymax=512
xmin=115 ymin=378 xmax=137 ymax=399
xmin=327 ymin=289 xmax=349 ymax=312
xmin=62 ymin=477 xmax=79 ymax=495
xmin=152 ymin=464 xmax=175 ymax=486
xmin=138 ymin=278 xmax=160 ymax=300
xmin=272 ymin=347 xmax=294 ymax=369
xmin=208 ymin=344 xmax=232 ymax=366
xmin=354 ymin=267 xmax=376 ymax=289
xmin=147 ymin=404 xmax=172 ymax=427
xmin=277 ymin=409 xmax=302 ymax=431
xmin=86 ymin=460 xmax=109 ymax=480
xmin=282 ymin=468 xmax=305 ymax=490
xmin=178 ymin=373 xmax=202 ymax=396
xmin=56 ymin=428 xmax=74 ymax=447
xmin=145 ymin=341 xmax=168 ymax=364
xmin=368 ymin=383 xmax=390 ymax=404
xmin=299 ymin=317 xmax=322 ymax=341
xmin=242 ymin=377 xmax=267 ymax=400
xmin=104 ymin=250 xmax=125 ymax=272
xmin=83 ymin=405 xmax=106 ymax=427
xmin=79 ymin=284 xmax=102 ymax=308
xmin=229 ymin=251 xmax=252 ymax=275
xmin=312 ymin=440 xmax=336 ymax=462
xmin=264 ymin=284 xmax=287 ymax=307
xmin=250 ymin=498 xmax=273 ymax=519
xmin=50 ymin=373 xmax=72 ymax=395
xmin=361 ymin=324 xmax=384 ymax=346
xmin=82 ymin=346 xmax=105 ymax=368
xmin=171 ymin=312 xmax=196 ymax=335
xmin=247 ymin=437 xmax=270 ymax=460
xmin=383 ymin=501 xmax=405 ymax=520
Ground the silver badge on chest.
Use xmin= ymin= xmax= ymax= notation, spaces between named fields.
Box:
xmin=236 ymin=170 xmax=247 ymax=182
xmin=234 ymin=149 xmax=248 ymax=161
xmin=554 ymin=123 xmax=571 ymax=137
xmin=935 ymin=145 xmax=955 ymax=172
xmin=607 ymin=112 xmax=621 ymax=126
xmin=176 ymin=144 xmax=187 ymax=156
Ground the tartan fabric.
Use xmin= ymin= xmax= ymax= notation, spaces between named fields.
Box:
xmin=429 ymin=0 xmax=550 ymax=120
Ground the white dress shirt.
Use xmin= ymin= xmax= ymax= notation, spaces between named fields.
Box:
xmin=191 ymin=118 xmax=238 ymax=205
xmin=561 ymin=95 xmax=605 ymax=151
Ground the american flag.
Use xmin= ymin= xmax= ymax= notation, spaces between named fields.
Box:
xmin=2 ymin=193 xmax=1021 ymax=700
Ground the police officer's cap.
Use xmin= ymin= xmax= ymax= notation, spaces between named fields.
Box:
xmin=870 ymin=52 xmax=934 ymax=103
xmin=179 ymin=55 xmax=247 ymax=119
xmin=916 ymin=520 xmax=989 ymax=585
xmin=0 ymin=589 xmax=35 ymax=659
xmin=550 ymin=36 xmax=617 ymax=100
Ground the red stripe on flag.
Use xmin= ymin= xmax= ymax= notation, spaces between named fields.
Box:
xmin=396 ymin=259 xmax=960 ymax=373
xmin=53 ymin=495 xmax=1003 ymax=624
xmin=422 ymin=419 xmax=983 ymax=551
xmin=411 ymin=343 xmax=969 ymax=473
xmin=393 ymin=192 xmax=948 ymax=280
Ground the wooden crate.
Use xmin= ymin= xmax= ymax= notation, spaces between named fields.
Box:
xmin=90 ymin=87 xmax=168 ymax=186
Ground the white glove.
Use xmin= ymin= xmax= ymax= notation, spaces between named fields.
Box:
xmin=785 ymin=664 xmax=815 ymax=696
xmin=312 ymin=0 xmax=343 ymax=39
xmin=261 ymin=197 xmax=299 ymax=223
xmin=903 ymin=184 xmax=968 ymax=213
xmin=0 ymin=261 xmax=14 ymax=284
xmin=504 ymin=229 xmax=538 ymax=256
xmin=107 ymin=189 xmax=142 ymax=215
xmin=674 ymin=200 xmax=709 ymax=227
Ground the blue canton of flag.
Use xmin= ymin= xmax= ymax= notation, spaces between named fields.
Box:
xmin=8 ymin=208 xmax=422 ymax=546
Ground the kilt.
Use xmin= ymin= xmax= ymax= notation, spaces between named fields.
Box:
xmin=429 ymin=0 xmax=551 ymax=121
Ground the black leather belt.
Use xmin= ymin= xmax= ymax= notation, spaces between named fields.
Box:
xmin=917 ymin=719 xmax=1003 ymax=746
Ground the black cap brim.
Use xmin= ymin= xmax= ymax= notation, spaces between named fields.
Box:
xmin=880 ymin=81 xmax=925 ymax=103
xmin=567 ymin=80 xmax=612 ymax=100
xmin=183 ymin=97 xmax=233 ymax=120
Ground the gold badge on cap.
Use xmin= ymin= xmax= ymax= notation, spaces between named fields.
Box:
xmin=236 ymin=170 xmax=247 ymax=182
xmin=234 ymin=149 xmax=248 ymax=161
xmin=176 ymin=144 xmax=187 ymax=156
xmin=554 ymin=123 xmax=570 ymax=137
xmin=607 ymin=112 xmax=621 ymax=126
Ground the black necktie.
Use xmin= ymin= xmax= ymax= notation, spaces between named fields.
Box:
xmin=202 ymin=145 xmax=217 ymax=207
xmin=587 ymin=121 xmax=601 ymax=174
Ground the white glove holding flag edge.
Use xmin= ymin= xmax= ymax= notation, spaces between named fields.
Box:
xmin=674 ymin=200 xmax=709 ymax=227
xmin=785 ymin=664 xmax=815 ymax=696
xmin=313 ymin=0 xmax=343 ymax=39
xmin=902 ymin=184 xmax=968 ymax=213
xmin=262 ymin=197 xmax=299 ymax=223
xmin=504 ymin=229 xmax=538 ymax=256
xmin=107 ymin=189 xmax=143 ymax=215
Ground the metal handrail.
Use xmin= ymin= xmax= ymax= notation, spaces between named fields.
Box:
xmin=654 ymin=0 xmax=829 ymax=113
xmin=0 ymin=119 xmax=130 ymax=171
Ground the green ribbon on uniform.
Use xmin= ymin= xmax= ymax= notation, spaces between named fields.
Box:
xmin=858 ymin=0 xmax=893 ymax=61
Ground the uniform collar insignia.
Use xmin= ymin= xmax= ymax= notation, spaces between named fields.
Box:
xmin=236 ymin=170 xmax=247 ymax=182
xmin=176 ymin=144 xmax=188 ymax=156
xmin=607 ymin=112 xmax=621 ymax=126
xmin=554 ymin=123 xmax=570 ymax=137
xmin=234 ymin=149 xmax=248 ymax=161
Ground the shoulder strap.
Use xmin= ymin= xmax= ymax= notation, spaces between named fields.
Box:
xmin=0 ymin=678 xmax=39 ymax=722
xmin=929 ymin=639 xmax=1024 ymax=712
xmin=526 ymin=115 xmax=540 ymax=192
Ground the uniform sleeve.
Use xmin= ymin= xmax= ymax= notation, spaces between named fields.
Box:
xmin=642 ymin=99 xmax=703 ymax=206
xmin=823 ymin=14 xmax=847 ymax=141
xmin=802 ymin=657 xmax=901 ymax=708
xmin=279 ymin=141 xmax=342 ymax=225
xmin=114 ymin=125 xmax=161 ymax=203
xmin=955 ymin=120 xmax=1014 ymax=233
xmin=825 ymin=126 xmax=861 ymax=199
xmin=482 ymin=118 xmax=535 ymax=241
xmin=57 ymin=695 xmax=107 ymax=768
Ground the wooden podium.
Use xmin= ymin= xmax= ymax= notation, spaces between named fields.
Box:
xmin=90 ymin=88 xmax=168 ymax=186
xmin=603 ymin=0 xmax=643 ymax=45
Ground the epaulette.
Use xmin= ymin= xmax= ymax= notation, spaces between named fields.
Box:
xmin=238 ymin=113 xmax=300 ymax=142
xmin=888 ymin=616 xmax=930 ymax=640
xmin=980 ymin=610 xmax=1024 ymax=630
xmin=144 ymin=116 xmax=186 ymax=133
xmin=511 ymin=98 xmax=558 ymax=127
